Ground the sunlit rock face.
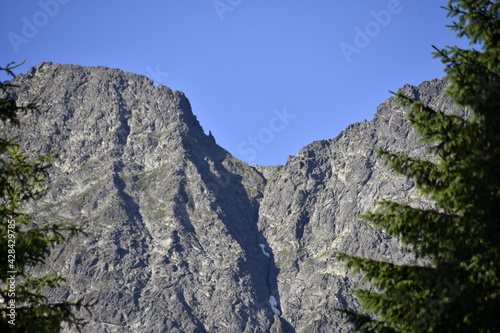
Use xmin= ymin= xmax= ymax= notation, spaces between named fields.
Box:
xmin=7 ymin=63 xmax=464 ymax=332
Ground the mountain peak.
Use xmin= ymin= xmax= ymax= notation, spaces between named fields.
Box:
xmin=10 ymin=63 xmax=213 ymax=172
xmin=4 ymin=63 xmax=466 ymax=332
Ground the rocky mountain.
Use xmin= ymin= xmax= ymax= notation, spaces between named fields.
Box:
xmin=5 ymin=62 xmax=466 ymax=332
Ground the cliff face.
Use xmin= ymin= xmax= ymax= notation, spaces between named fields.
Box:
xmin=5 ymin=63 xmax=465 ymax=332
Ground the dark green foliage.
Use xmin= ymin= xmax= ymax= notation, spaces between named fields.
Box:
xmin=337 ymin=1 xmax=500 ymax=332
xmin=0 ymin=62 xmax=89 ymax=332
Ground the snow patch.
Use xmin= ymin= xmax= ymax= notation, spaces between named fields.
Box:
xmin=259 ymin=244 xmax=270 ymax=257
xmin=268 ymin=295 xmax=281 ymax=315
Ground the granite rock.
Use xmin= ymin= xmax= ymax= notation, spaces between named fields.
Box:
xmin=5 ymin=63 xmax=466 ymax=332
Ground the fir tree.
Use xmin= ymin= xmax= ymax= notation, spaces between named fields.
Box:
xmin=337 ymin=1 xmax=500 ymax=332
xmin=0 ymin=62 xmax=89 ymax=332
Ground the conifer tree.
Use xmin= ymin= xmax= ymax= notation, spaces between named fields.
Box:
xmin=337 ymin=1 xmax=500 ymax=332
xmin=0 ymin=62 xmax=89 ymax=332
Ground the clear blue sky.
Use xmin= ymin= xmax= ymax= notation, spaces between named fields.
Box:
xmin=1 ymin=1 xmax=470 ymax=166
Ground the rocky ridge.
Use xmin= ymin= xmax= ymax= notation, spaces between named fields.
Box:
xmin=5 ymin=63 xmax=465 ymax=332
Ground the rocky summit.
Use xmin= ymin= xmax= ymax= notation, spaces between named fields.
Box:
xmin=5 ymin=62 xmax=466 ymax=332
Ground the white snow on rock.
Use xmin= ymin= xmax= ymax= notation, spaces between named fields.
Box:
xmin=259 ymin=244 xmax=270 ymax=257
xmin=268 ymin=295 xmax=281 ymax=315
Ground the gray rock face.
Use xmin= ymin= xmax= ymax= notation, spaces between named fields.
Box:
xmin=5 ymin=63 xmax=465 ymax=332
